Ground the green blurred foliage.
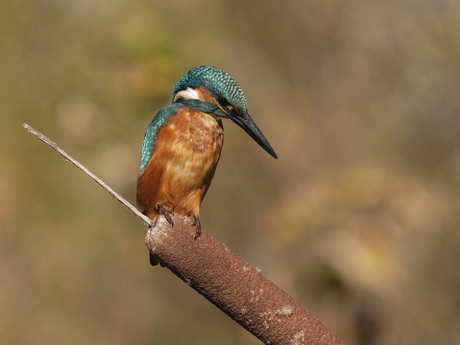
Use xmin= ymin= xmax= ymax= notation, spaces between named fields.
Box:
xmin=1 ymin=0 xmax=460 ymax=344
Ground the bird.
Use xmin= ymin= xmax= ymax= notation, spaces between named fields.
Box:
xmin=136 ymin=65 xmax=277 ymax=266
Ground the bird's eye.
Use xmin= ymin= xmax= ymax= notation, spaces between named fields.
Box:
xmin=218 ymin=97 xmax=230 ymax=107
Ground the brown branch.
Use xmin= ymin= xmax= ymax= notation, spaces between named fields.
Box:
xmin=24 ymin=123 xmax=346 ymax=345
xmin=147 ymin=216 xmax=346 ymax=345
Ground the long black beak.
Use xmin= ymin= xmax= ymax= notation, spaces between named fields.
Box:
xmin=229 ymin=112 xmax=278 ymax=159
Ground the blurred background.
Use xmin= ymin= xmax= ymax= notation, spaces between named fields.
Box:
xmin=1 ymin=0 xmax=460 ymax=344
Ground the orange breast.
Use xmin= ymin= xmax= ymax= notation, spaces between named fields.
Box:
xmin=136 ymin=107 xmax=224 ymax=220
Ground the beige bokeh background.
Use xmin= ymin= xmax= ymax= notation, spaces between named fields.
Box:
xmin=2 ymin=1 xmax=460 ymax=344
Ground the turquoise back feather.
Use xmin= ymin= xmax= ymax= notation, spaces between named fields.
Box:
xmin=139 ymin=103 xmax=182 ymax=173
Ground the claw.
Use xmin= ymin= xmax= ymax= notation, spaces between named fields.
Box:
xmin=155 ymin=204 xmax=174 ymax=226
xmin=193 ymin=215 xmax=201 ymax=240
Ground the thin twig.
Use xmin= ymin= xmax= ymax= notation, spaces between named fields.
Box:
xmin=23 ymin=123 xmax=151 ymax=225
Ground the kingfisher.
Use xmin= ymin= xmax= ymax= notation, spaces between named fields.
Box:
xmin=137 ymin=65 xmax=277 ymax=266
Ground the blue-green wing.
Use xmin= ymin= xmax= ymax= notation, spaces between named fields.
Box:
xmin=139 ymin=104 xmax=181 ymax=173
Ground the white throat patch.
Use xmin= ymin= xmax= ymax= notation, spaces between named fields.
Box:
xmin=173 ymin=87 xmax=200 ymax=103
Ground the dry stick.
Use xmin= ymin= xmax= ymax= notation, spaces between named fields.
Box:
xmin=23 ymin=123 xmax=150 ymax=225
xmin=23 ymin=123 xmax=347 ymax=345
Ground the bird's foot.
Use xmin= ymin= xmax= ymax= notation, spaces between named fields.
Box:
xmin=193 ymin=215 xmax=201 ymax=240
xmin=154 ymin=204 xmax=174 ymax=227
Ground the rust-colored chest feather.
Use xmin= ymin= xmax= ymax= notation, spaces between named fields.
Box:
xmin=137 ymin=108 xmax=224 ymax=219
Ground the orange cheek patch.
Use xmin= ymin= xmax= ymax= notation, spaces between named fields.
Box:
xmin=195 ymin=86 xmax=218 ymax=104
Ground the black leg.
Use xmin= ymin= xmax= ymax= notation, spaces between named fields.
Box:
xmin=154 ymin=204 xmax=174 ymax=226
xmin=193 ymin=214 xmax=201 ymax=240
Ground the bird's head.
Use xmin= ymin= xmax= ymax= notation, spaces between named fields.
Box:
xmin=172 ymin=66 xmax=277 ymax=159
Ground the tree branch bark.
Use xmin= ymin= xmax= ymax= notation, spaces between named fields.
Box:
xmin=147 ymin=215 xmax=346 ymax=345
xmin=24 ymin=123 xmax=346 ymax=345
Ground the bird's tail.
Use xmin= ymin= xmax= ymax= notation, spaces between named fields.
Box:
xmin=149 ymin=252 xmax=163 ymax=267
